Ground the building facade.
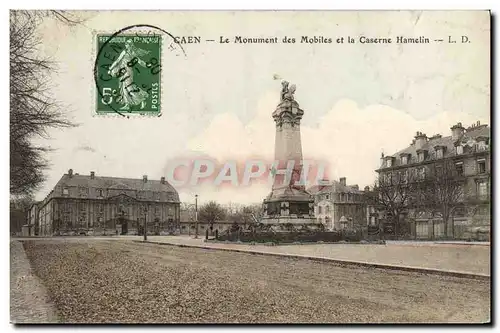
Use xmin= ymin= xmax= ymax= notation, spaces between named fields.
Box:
xmin=36 ymin=170 xmax=181 ymax=236
xmin=376 ymin=121 xmax=491 ymax=240
xmin=25 ymin=202 xmax=40 ymax=236
xmin=309 ymin=177 xmax=368 ymax=231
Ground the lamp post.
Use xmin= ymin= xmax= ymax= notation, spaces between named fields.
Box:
xmin=194 ymin=194 xmax=199 ymax=239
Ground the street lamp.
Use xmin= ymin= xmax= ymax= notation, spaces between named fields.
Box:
xmin=194 ymin=194 xmax=199 ymax=239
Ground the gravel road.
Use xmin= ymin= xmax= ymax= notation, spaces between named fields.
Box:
xmin=21 ymin=239 xmax=490 ymax=323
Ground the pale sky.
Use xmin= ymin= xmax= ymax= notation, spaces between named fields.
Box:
xmin=33 ymin=10 xmax=490 ymax=205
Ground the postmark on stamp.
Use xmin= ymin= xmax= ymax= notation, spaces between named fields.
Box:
xmin=95 ymin=33 xmax=162 ymax=116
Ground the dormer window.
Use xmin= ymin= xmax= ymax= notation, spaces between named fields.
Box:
xmin=401 ymin=155 xmax=408 ymax=165
xmin=417 ymin=150 xmax=427 ymax=162
xmin=456 ymin=145 xmax=464 ymax=155
xmin=436 ymin=148 xmax=443 ymax=159
xmin=386 ymin=158 xmax=393 ymax=167
xmin=97 ymin=188 xmax=103 ymax=197
xmin=63 ymin=187 xmax=69 ymax=195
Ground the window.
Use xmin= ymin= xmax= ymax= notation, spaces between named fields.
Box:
xmin=477 ymin=181 xmax=488 ymax=199
xmin=401 ymin=170 xmax=408 ymax=183
xmin=181 ymin=225 xmax=186 ymax=229
xmin=63 ymin=187 xmax=69 ymax=195
xmin=325 ymin=205 xmax=330 ymax=214
xmin=418 ymin=152 xmax=425 ymax=162
xmin=318 ymin=206 xmax=323 ymax=214
xmin=97 ymin=188 xmax=103 ymax=197
xmin=456 ymin=145 xmax=464 ymax=155
xmin=155 ymin=205 xmax=160 ymax=214
xmin=79 ymin=186 xmax=88 ymax=197
xmin=455 ymin=162 xmax=464 ymax=176
xmin=155 ymin=192 xmax=161 ymax=201
xmin=325 ymin=194 xmax=330 ymax=200
xmin=387 ymin=158 xmax=392 ymax=167
xmin=436 ymin=148 xmax=443 ymax=159
xmin=477 ymin=159 xmax=486 ymax=174
xmin=401 ymin=155 xmax=408 ymax=165
xmin=418 ymin=167 xmax=426 ymax=180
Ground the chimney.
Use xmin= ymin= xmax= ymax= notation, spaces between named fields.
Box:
xmin=143 ymin=175 xmax=148 ymax=183
xmin=380 ymin=152 xmax=385 ymax=167
xmin=351 ymin=184 xmax=359 ymax=191
xmin=414 ymin=132 xmax=428 ymax=150
xmin=364 ymin=186 xmax=370 ymax=192
xmin=477 ymin=120 xmax=480 ymax=126
xmin=339 ymin=177 xmax=346 ymax=186
xmin=90 ymin=171 xmax=95 ymax=179
xmin=451 ymin=122 xmax=465 ymax=141
xmin=68 ymin=169 xmax=73 ymax=177
xmin=161 ymin=176 xmax=165 ymax=184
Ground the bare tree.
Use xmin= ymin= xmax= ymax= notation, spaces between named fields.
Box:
xmin=417 ymin=159 xmax=467 ymax=238
xmin=198 ymin=201 xmax=226 ymax=229
xmin=10 ymin=10 xmax=82 ymax=197
xmin=367 ymin=169 xmax=419 ymax=236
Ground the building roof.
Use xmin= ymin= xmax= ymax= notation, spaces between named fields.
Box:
xmin=52 ymin=172 xmax=179 ymax=201
xmin=308 ymin=180 xmax=363 ymax=195
xmin=381 ymin=124 xmax=490 ymax=169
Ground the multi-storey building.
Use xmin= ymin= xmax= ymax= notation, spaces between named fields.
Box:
xmin=308 ymin=177 xmax=368 ymax=231
xmin=376 ymin=121 xmax=490 ymax=240
xmin=36 ymin=169 xmax=181 ymax=236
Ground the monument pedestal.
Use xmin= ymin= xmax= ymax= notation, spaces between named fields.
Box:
xmin=261 ymin=186 xmax=320 ymax=231
xmin=258 ymin=81 xmax=323 ymax=232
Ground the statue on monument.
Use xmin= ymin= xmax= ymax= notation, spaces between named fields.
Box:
xmin=280 ymin=80 xmax=296 ymax=101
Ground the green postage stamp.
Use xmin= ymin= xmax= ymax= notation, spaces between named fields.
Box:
xmin=94 ymin=34 xmax=162 ymax=116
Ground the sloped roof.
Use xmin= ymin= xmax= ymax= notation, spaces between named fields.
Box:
xmin=56 ymin=174 xmax=176 ymax=192
xmin=385 ymin=124 xmax=490 ymax=168
xmin=308 ymin=180 xmax=362 ymax=195
xmin=392 ymin=134 xmax=455 ymax=159
xmin=54 ymin=173 xmax=179 ymax=197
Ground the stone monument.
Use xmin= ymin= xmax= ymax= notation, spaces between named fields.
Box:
xmin=261 ymin=81 xmax=319 ymax=230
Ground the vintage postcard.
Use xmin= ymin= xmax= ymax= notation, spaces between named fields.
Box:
xmin=10 ymin=10 xmax=490 ymax=324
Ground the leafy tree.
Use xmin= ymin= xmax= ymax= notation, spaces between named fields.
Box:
xmin=10 ymin=10 xmax=82 ymax=197
xmin=10 ymin=196 xmax=34 ymax=234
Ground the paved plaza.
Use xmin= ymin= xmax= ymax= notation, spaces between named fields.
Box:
xmin=12 ymin=235 xmax=490 ymax=276
xmin=130 ymin=235 xmax=490 ymax=276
